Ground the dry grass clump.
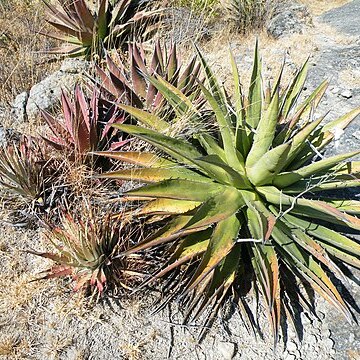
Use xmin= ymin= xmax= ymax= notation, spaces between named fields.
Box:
xmin=223 ymin=0 xmax=278 ymax=34
xmin=0 ymin=0 xmax=59 ymax=105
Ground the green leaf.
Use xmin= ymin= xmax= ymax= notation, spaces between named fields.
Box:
xmin=194 ymin=44 xmax=228 ymax=115
xmin=137 ymin=198 xmax=202 ymax=216
xmin=101 ymin=167 xmax=211 ymax=183
xmin=192 ymin=155 xmax=251 ymax=188
xmin=279 ymin=211 xmax=360 ymax=257
xmin=272 ymin=221 xmax=351 ymax=320
xmin=258 ymin=186 xmax=360 ymax=230
xmin=112 ymin=124 xmax=203 ymax=166
xmin=185 ymin=214 xmax=242 ymax=293
xmin=281 ymin=59 xmax=308 ymax=119
xmin=251 ymin=243 xmax=281 ymax=345
xmin=147 ymin=74 xmax=200 ymax=118
xmin=246 ymin=89 xmax=279 ymax=168
xmin=116 ymin=104 xmax=169 ymax=131
xmin=126 ymin=179 xmax=224 ymax=201
xmin=197 ymin=81 xmax=244 ymax=173
xmin=195 ymin=133 xmax=227 ymax=162
xmin=93 ymin=151 xmax=175 ymax=168
xmin=246 ymin=143 xmax=291 ymax=186
xmin=274 ymin=150 xmax=360 ymax=188
xmin=247 ymin=40 xmax=262 ymax=128
xmin=181 ymin=187 xmax=245 ymax=231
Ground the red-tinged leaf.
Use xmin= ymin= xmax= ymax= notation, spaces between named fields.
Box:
xmin=96 ymin=279 xmax=104 ymax=293
xmin=74 ymin=0 xmax=95 ymax=30
xmin=252 ymin=243 xmax=281 ymax=345
xmin=27 ymin=250 xmax=69 ymax=264
xmin=75 ymin=85 xmax=90 ymax=130
xmin=106 ymin=54 xmax=129 ymax=85
xmin=73 ymin=275 xmax=90 ymax=292
xmin=109 ymin=139 xmax=130 ymax=150
xmin=167 ymin=43 xmax=178 ymax=81
xmin=61 ymin=90 xmax=75 ymax=136
xmin=131 ymin=59 xmax=147 ymax=99
xmin=36 ymin=266 xmax=73 ymax=281
xmin=291 ymin=229 xmax=345 ymax=281
xmin=95 ymin=64 xmax=121 ymax=97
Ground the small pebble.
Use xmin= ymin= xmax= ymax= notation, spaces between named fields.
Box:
xmin=218 ymin=342 xmax=236 ymax=360
xmin=349 ymin=332 xmax=355 ymax=343
xmin=330 ymin=349 xmax=336 ymax=356
xmin=324 ymin=338 xmax=334 ymax=349
xmin=308 ymin=334 xmax=318 ymax=345
xmin=341 ymin=89 xmax=353 ymax=99
xmin=331 ymin=87 xmax=340 ymax=94
xmin=352 ymin=131 xmax=360 ymax=140
xmin=317 ymin=312 xmax=326 ymax=320
xmin=287 ymin=341 xmax=298 ymax=352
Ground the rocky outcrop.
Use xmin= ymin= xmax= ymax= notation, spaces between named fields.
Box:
xmin=267 ymin=3 xmax=312 ymax=38
xmin=11 ymin=58 xmax=88 ymax=122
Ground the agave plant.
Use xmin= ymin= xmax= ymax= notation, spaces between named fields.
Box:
xmin=29 ymin=209 xmax=144 ymax=294
xmin=0 ymin=136 xmax=51 ymax=205
xmin=97 ymin=43 xmax=360 ymax=342
xmin=93 ymin=41 xmax=203 ymax=121
xmin=42 ymin=0 xmax=161 ymax=59
xmin=41 ymin=84 xmax=127 ymax=163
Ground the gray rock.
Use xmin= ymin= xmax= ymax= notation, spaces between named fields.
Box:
xmin=60 ymin=58 xmax=88 ymax=74
xmin=287 ymin=340 xmax=298 ymax=352
xmin=267 ymin=4 xmax=312 ymax=38
xmin=11 ymin=91 xmax=28 ymax=122
xmin=308 ymin=334 xmax=318 ymax=345
xmin=324 ymin=338 xmax=335 ymax=349
xmin=15 ymin=58 xmax=89 ymax=121
xmin=340 ymin=89 xmax=353 ymax=99
xmin=217 ymin=342 xmax=236 ymax=360
xmin=352 ymin=130 xmax=360 ymax=140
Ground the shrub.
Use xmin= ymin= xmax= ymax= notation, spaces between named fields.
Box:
xmin=224 ymin=0 xmax=277 ymax=33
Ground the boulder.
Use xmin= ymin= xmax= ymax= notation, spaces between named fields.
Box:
xmin=11 ymin=58 xmax=88 ymax=122
xmin=267 ymin=3 xmax=312 ymax=39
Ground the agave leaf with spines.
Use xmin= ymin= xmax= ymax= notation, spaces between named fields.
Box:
xmin=0 ymin=136 xmax=53 ymax=205
xmin=92 ymin=40 xmax=203 ymax=123
xmin=29 ymin=210 xmax=144 ymax=294
xmin=98 ymin=44 xmax=360 ymax=343
xmin=41 ymin=0 xmax=162 ymax=59
xmin=41 ymin=84 xmax=127 ymax=163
